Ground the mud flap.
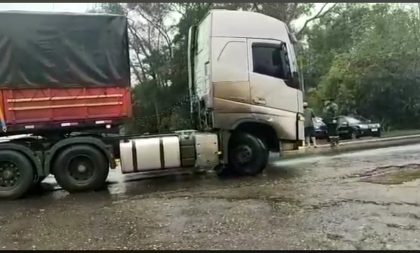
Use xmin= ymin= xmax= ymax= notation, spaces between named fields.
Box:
xmin=295 ymin=113 xmax=304 ymax=149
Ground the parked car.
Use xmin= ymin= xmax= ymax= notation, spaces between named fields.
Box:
xmin=337 ymin=115 xmax=381 ymax=139
xmin=313 ymin=117 xmax=328 ymax=139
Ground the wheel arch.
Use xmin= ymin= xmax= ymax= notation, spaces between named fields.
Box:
xmin=232 ymin=120 xmax=279 ymax=152
xmin=44 ymin=136 xmax=115 ymax=176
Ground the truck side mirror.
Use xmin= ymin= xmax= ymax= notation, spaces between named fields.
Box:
xmin=284 ymin=71 xmax=300 ymax=89
xmin=291 ymin=71 xmax=300 ymax=89
xmin=279 ymin=43 xmax=291 ymax=78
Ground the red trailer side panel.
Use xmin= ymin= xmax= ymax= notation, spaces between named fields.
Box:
xmin=0 ymin=87 xmax=132 ymax=133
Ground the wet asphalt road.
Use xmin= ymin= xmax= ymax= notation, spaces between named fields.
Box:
xmin=2 ymin=144 xmax=420 ymax=250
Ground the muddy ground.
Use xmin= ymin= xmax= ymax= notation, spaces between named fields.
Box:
xmin=2 ymin=144 xmax=420 ymax=250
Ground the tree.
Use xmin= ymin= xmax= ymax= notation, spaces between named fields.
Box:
xmin=92 ymin=3 xmax=178 ymax=133
xmin=311 ymin=4 xmax=420 ymax=129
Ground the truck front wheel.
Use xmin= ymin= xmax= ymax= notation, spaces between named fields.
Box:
xmin=53 ymin=145 xmax=109 ymax=193
xmin=228 ymin=132 xmax=268 ymax=176
xmin=0 ymin=150 xmax=34 ymax=200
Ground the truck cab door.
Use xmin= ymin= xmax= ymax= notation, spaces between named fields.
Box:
xmin=246 ymin=38 xmax=300 ymax=113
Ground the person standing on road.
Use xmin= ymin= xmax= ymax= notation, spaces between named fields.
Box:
xmin=323 ymin=99 xmax=339 ymax=147
xmin=303 ymin=102 xmax=317 ymax=148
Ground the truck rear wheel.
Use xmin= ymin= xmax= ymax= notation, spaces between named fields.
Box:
xmin=53 ymin=145 xmax=109 ymax=193
xmin=228 ymin=132 xmax=268 ymax=176
xmin=31 ymin=176 xmax=47 ymax=191
xmin=0 ymin=150 xmax=34 ymax=200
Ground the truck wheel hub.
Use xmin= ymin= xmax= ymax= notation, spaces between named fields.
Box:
xmin=77 ymin=165 xmax=87 ymax=173
xmin=0 ymin=162 xmax=20 ymax=187
xmin=69 ymin=158 xmax=94 ymax=182
xmin=3 ymin=170 xmax=13 ymax=180
xmin=236 ymin=145 xmax=253 ymax=164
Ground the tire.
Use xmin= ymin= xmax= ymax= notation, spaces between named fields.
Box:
xmin=214 ymin=164 xmax=233 ymax=178
xmin=257 ymin=136 xmax=271 ymax=161
xmin=228 ymin=132 xmax=268 ymax=176
xmin=0 ymin=150 xmax=34 ymax=200
xmin=53 ymin=145 xmax=109 ymax=193
xmin=350 ymin=131 xmax=358 ymax=140
xmin=373 ymin=130 xmax=381 ymax=138
xmin=30 ymin=175 xmax=46 ymax=188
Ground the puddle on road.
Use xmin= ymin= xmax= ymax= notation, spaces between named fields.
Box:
xmin=23 ymin=164 xmax=298 ymax=203
xmin=358 ymin=164 xmax=420 ymax=185
xmin=106 ymin=164 xmax=298 ymax=197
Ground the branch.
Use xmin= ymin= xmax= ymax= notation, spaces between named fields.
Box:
xmin=129 ymin=40 xmax=147 ymax=81
xmin=147 ymin=26 xmax=152 ymax=52
xmin=128 ymin=23 xmax=161 ymax=83
xmin=170 ymin=3 xmax=187 ymax=19
xmin=296 ymin=3 xmax=338 ymax=37
xmin=134 ymin=9 xmax=173 ymax=58
xmin=251 ymin=3 xmax=261 ymax=12
xmin=130 ymin=60 xmax=143 ymax=84
xmin=127 ymin=23 xmax=151 ymax=59
xmin=286 ymin=3 xmax=299 ymax=26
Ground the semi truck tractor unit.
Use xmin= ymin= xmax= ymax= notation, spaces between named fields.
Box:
xmin=0 ymin=10 xmax=304 ymax=200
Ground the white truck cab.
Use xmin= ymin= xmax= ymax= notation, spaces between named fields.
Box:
xmin=189 ymin=10 xmax=304 ymax=154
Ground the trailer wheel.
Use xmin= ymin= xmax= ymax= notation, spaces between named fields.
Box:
xmin=31 ymin=176 xmax=47 ymax=190
xmin=228 ymin=132 xmax=268 ymax=176
xmin=53 ymin=145 xmax=109 ymax=193
xmin=0 ymin=150 xmax=34 ymax=200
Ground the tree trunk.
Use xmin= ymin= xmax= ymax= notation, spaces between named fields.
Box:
xmin=153 ymin=98 xmax=160 ymax=133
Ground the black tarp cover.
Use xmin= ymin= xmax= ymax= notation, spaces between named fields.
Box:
xmin=0 ymin=11 xmax=130 ymax=88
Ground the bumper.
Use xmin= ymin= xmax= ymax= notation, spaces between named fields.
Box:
xmin=314 ymin=126 xmax=328 ymax=138
xmin=315 ymin=130 xmax=328 ymax=138
xmin=360 ymin=128 xmax=381 ymax=136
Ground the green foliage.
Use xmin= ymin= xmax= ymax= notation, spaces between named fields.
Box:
xmin=304 ymin=3 xmax=420 ymax=129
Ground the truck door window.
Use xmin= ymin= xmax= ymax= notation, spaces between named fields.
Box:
xmin=252 ymin=43 xmax=290 ymax=80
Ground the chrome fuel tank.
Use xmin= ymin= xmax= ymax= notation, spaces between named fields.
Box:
xmin=119 ymin=132 xmax=220 ymax=174
xmin=119 ymin=135 xmax=181 ymax=173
